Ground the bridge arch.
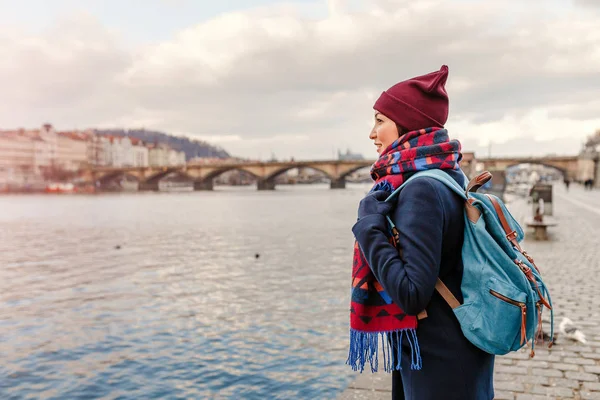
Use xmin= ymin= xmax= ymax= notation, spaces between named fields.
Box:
xmin=97 ymin=171 xmax=140 ymax=184
xmin=504 ymin=162 xmax=567 ymax=181
xmin=263 ymin=165 xmax=332 ymax=181
xmin=190 ymin=166 xmax=262 ymax=190
xmin=338 ymin=164 xmax=372 ymax=180
xmin=144 ymin=168 xmax=191 ymax=184
xmin=202 ymin=166 xmax=261 ymax=181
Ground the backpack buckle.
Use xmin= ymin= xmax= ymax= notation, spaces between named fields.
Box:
xmin=521 ymin=251 xmax=541 ymax=274
xmin=506 ymin=231 xmax=518 ymax=241
xmin=516 ymin=260 xmax=531 ymax=275
xmin=522 ymin=251 xmax=535 ymax=264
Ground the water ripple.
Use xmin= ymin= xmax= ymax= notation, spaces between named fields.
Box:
xmin=0 ymin=184 xmax=370 ymax=399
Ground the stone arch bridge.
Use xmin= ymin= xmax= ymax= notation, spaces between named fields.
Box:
xmin=471 ymin=155 xmax=579 ymax=180
xmin=80 ymin=159 xmax=375 ymax=191
xmin=80 ymin=155 xmax=581 ymax=191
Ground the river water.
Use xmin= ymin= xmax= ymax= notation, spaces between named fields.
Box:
xmin=0 ymin=184 xmax=373 ymax=399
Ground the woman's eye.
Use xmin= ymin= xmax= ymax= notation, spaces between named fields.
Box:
xmin=376 ymin=118 xmax=383 ymax=123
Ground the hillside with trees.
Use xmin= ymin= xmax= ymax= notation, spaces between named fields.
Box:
xmin=95 ymin=128 xmax=230 ymax=160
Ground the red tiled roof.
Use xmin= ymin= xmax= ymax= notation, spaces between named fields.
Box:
xmin=0 ymin=130 xmax=19 ymax=139
xmin=0 ymin=129 xmax=43 ymax=140
xmin=57 ymin=131 xmax=90 ymax=141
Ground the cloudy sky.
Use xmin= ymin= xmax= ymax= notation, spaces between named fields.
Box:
xmin=1 ymin=0 xmax=599 ymax=160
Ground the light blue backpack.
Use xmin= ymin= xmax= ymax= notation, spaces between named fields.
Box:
xmin=385 ymin=169 xmax=554 ymax=357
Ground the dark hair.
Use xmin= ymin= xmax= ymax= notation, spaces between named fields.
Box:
xmin=396 ymin=123 xmax=406 ymax=137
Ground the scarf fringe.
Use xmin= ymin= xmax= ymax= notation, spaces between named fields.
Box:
xmin=346 ymin=328 xmax=422 ymax=373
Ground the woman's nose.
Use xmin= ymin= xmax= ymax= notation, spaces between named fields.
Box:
xmin=369 ymin=128 xmax=376 ymax=139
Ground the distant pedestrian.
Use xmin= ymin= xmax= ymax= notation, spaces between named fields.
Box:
xmin=564 ymin=178 xmax=570 ymax=191
xmin=348 ymin=65 xmax=494 ymax=399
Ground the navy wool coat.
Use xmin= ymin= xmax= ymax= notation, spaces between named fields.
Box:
xmin=352 ymin=169 xmax=495 ymax=400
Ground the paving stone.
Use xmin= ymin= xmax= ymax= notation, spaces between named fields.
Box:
xmin=337 ymin=389 xmax=391 ymax=400
xmin=516 ymin=360 xmax=550 ymax=368
xmin=581 ymin=391 xmax=600 ymax=400
xmin=553 ymin=362 xmax=581 ymax=371
xmin=494 ymin=390 xmax=515 ymax=400
xmin=535 ymin=368 xmax=565 ymax=378
xmin=531 ymin=354 xmax=563 ymax=362
xmin=583 ymin=382 xmax=600 ymax=391
xmin=347 ymin=373 xmax=392 ymax=392
xmin=503 ymin=351 xmax=535 ymax=360
xmin=495 ymin=373 xmax=517 ymax=381
xmin=495 ymin=381 xmax=525 ymax=392
xmin=583 ymin=365 xmax=600 ymax=374
xmin=565 ymin=371 xmax=600 ymax=382
xmin=552 ymin=350 xmax=581 ymax=358
xmin=530 ymin=385 xmax=575 ymax=398
xmin=564 ymin=357 xmax=597 ymax=365
xmin=548 ymin=377 xmax=582 ymax=389
xmin=515 ymin=394 xmax=553 ymax=400
xmin=494 ymin=374 xmax=550 ymax=385
xmin=497 ymin=357 xmax=517 ymax=365
xmin=568 ymin=346 xmax=596 ymax=353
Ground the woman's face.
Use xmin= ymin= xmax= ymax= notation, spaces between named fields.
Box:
xmin=369 ymin=111 xmax=400 ymax=155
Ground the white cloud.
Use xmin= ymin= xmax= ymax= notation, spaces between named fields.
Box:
xmin=1 ymin=0 xmax=599 ymax=160
xmin=449 ymin=109 xmax=600 ymax=151
xmin=574 ymin=0 xmax=600 ymax=8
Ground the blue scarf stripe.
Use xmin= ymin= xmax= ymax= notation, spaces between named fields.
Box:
xmin=347 ymin=329 xmax=422 ymax=373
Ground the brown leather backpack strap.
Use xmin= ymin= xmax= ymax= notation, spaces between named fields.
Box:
xmin=466 ymin=171 xmax=493 ymax=193
xmin=416 ymin=279 xmax=460 ymax=319
xmin=485 ymin=194 xmax=543 ymax=274
xmin=435 ymin=278 xmax=461 ymax=309
xmin=485 ymin=194 xmax=522 ymax=252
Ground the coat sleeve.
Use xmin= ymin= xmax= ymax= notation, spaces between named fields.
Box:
xmin=351 ymin=179 xmax=445 ymax=315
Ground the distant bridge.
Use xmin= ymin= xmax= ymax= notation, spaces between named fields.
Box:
xmin=79 ymin=154 xmax=582 ymax=191
xmin=461 ymin=155 xmax=581 ymax=189
xmin=474 ymin=155 xmax=579 ymax=177
xmin=80 ymin=159 xmax=375 ymax=191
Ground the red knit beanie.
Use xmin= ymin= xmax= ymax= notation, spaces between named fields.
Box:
xmin=373 ymin=65 xmax=449 ymax=132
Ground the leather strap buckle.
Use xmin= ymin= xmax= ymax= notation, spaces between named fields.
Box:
xmin=506 ymin=231 xmax=518 ymax=241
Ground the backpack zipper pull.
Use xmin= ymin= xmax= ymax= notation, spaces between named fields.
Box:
xmin=520 ymin=304 xmax=527 ymax=345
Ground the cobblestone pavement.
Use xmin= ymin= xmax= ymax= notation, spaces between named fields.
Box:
xmin=339 ymin=183 xmax=600 ymax=400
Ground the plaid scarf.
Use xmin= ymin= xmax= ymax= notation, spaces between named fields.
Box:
xmin=347 ymin=127 xmax=462 ymax=373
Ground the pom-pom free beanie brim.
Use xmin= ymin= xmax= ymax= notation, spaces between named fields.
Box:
xmin=374 ymin=65 xmax=449 ymax=131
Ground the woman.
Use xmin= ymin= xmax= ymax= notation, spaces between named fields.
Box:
xmin=347 ymin=65 xmax=495 ymax=399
